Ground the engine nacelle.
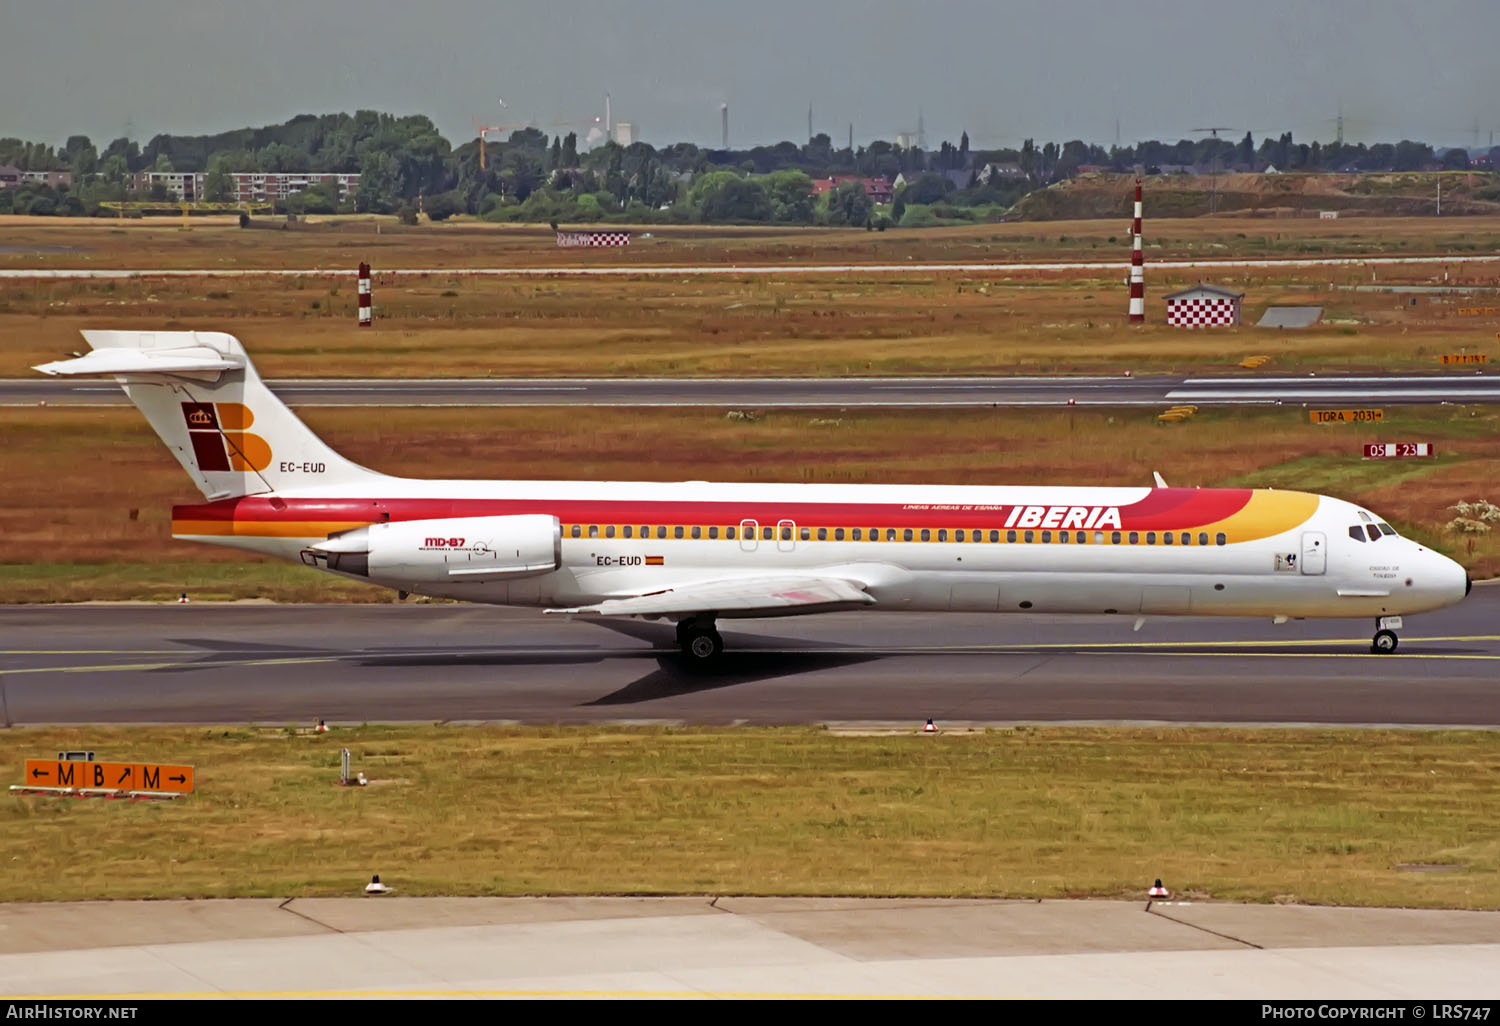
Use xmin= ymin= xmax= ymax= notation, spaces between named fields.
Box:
xmin=305 ymin=514 xmax=560 ymax=583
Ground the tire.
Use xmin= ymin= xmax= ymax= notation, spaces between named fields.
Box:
xmin=1371 ymin=629 xmax=1399 ymax=654
xmin=681 ymin=627 xmax=724 ymax=666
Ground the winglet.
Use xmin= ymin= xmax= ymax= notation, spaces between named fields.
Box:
xmin=1152 ymin=471 xmax=1168 ymax=488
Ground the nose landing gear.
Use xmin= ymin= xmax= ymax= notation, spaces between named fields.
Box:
xmin=1371 ymin=615 xmax=1403 ymax=654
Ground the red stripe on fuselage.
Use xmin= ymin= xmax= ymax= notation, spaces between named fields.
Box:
xmin=173 ymin=489 xmax=1254 ymax=532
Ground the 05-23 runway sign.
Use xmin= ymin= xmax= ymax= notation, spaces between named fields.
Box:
xmin=24 ymin=759 xmax=195 ymax=793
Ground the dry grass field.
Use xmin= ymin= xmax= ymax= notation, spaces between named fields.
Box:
xmin=3 ymin=403 xmax=1497 ymax=600
xmin=2 ymin=725 xmax=1497 ymax=906
xmin=3 ymin=215 xmax=1498 ymax=379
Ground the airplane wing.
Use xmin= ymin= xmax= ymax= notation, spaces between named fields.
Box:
xmin=545 ymin=574 xmax=876 ymax=618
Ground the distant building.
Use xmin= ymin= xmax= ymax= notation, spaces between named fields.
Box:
xmin=228 ymin=172 xmax=359 ymax=204
xmin=894 ymin=132 xmax=918 ymax=150
xmin=20 ymin=170 xmax=72 ymax=188
xmin=975 ymin=162 xmax=1026 ymax=184
xmin=0 ymin=165 xmax=22 ymax=189
xmin=811 ymin=175 xmax=894 ymax=204
xmin=1164 ymin=283 xmax=1245 ymax=328
xmin=129 ymin=171 xmax=205 ymax=200
xmin=612 ymin=122 xmax=637 ymax=146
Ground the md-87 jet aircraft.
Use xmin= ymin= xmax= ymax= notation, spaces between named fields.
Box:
xmin=37 ymin=331 xmax=1471 ymax=664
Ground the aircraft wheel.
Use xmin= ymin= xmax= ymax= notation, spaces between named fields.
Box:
xmin=1371 ymin=629 xmax=1399 ymax=654
xmin=680 ymin=626 xmax=724 ymax=667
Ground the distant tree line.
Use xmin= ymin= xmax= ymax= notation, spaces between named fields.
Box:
xmin=0 ymin=112 xmax=1492 ymax=224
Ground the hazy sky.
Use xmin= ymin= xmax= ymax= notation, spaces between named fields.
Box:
xmin=4 ymin=0 xmax=1497 ymax=151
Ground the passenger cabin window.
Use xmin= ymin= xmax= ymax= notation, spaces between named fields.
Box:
xmin=1198 ymin=532 xmax=1209 ymax=546
xmin=903 ymin=529 xmax=914 ymax=541
xmin=868 ymin=527 xmax=878 ymax=540
xmin=938 ymin=529 xmax=948 ymax=542
xmin=1006 ymin=530 xmax=1017 ymax=543
xmin=818 ymin=528 xmax=828 ymax=541
xmin=851 ymin=528 xmax=862 ymax=541
xmin=1216 ymin=533 xmax=1226 ymax=546
xmin=709 ymin=527 xmax=719 ymax=540
xmin=1024 ymin=530 xmax=1034 ymax=543
xmin=726 ymin=526 xmax=736 ymax=540
xmin=1128 ymin=532 xmax=1139 ymax=545
xmin=674 ymin=526 xmax=684 ymax=539
xmin=1059 ymin=530 xmax=1069 ymax=544
xmin=657 ymin=526 xmax=667 ymax=539
xmin=691 ymin=526 xmax=701 ymax=539
xmin=762 ymin=526 xmax=774 ymax=541
xmin=605 ymin=526 xmax=616 ymax=538
xmin=589 ymin=525 xmax=599 ymax=538
xmin=623 ymin=526 xmax=633 ymax=539
xmin=887 ymin=529 xmax=898 ymax=541
xmin=1093 ymin=531 xmax=1104 ymax=545
xmin=1146 ymin=532 xmax=1156 ymax=545
xmin=1180 ymin=532 xmax=1191 ymax=546
xmin=781 ymin=525 xmax=792 ymax=540
xmin=1111 ymin=531 xmax=1122 ymax=545
xmin=1162 ymin=532 xmax=1173 ymax=545
xmin=570 ymin=524 xmax=581 ymax=538
xmin=800 ymin=527 xmax=810 ymax=541
xmin=955 ymin=529 xmax=964 ymax=542
xmin=920 ymin=529 xmax=931 ymax=542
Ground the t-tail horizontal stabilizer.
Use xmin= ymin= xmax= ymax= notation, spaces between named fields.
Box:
xmin=33 ymin=330 xmax=384 ymax=501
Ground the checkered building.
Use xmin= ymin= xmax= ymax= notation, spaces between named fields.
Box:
xmin=556 ymin=230 xmax=631 ymax=247
xmin=1164 ymin=284 xmax=1244 ymax=328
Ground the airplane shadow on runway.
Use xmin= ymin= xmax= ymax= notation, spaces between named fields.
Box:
xmin=162 ymin=623 xmax=880 ymax=706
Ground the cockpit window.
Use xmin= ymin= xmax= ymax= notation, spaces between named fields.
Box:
xmin=1348 ymin=526 xmax=1366 ymax=542
xmin=1357 ymin=511 xmax=1373 ymax=523
xmin=1366 ymin=525 xmax=1381 ymax=542
xmin=1377 ymin=523 xmax=1396 ymax=536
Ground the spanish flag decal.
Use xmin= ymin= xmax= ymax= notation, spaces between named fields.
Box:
xmin=645 ymin=555 xmax=664 ymax=566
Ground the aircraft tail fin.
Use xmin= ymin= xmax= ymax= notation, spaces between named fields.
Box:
xmin=34 ymin=330 xmax=384 ymax=500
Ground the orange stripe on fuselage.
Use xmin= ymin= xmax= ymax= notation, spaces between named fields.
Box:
xmin=172 ymin=519 xmax=372 ymax=539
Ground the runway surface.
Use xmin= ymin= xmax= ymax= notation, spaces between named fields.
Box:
xmin=3 ymin=252 xmax=1498 ymax=279
xmin=3 ymin=585 xmax=1497 ymax=727
xmin=9 ymin=372 xmax=1500 ymax=407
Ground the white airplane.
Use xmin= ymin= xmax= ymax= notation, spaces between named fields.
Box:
xmin=37 ymin=330 xmax=1470 ymax=664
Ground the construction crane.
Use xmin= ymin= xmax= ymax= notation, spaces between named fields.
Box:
xmin=473 ymin=118 xmax=534 ymax=170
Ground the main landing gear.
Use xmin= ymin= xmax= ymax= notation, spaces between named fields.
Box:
xmin=1371 ymin=616 xmax=1403 ymax=654
xmin=676 ymin=615 xmax=724 ymax=667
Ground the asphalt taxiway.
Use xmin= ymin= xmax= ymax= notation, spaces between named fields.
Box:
xmin=3 ymin=586 xmax=1496 ymax=727
xmin=7 ymin=372 xmax=1500 ymax=408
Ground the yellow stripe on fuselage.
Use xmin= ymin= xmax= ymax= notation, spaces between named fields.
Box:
xmin=1200 ymin=489 xmax=1320 ymax=543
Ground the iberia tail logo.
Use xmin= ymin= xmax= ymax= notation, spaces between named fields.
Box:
xmin=181 ymin=402 xmax=272 ymax=472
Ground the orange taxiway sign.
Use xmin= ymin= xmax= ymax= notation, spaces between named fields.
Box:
xmin=23 ymin=759 xmax=194 ymax=793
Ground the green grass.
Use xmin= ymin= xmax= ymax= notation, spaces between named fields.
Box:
xmin=2 ymin=725 xmax=1497 ymax=905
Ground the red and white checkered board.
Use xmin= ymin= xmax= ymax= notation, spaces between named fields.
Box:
xmin=1167 ymin=299 xmax=1237 ymax=327
xmin=556 ymin=231 xmax=630 ymax=247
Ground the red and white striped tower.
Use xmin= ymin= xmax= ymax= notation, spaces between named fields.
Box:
xmin=357 ymin=262 xmax=372 ymax=328
xmin=1128 ymin=178 xmax=1145 ymax=323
